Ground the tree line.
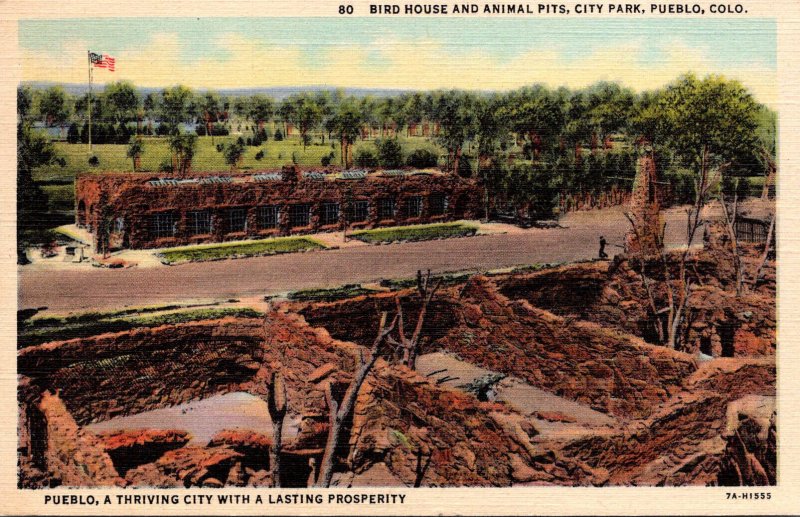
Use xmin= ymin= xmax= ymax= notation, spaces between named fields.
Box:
xmin=17 ymin=74 xmax=777 ymax=259
xmin=18 ymin=76 xmax=776 ymax=181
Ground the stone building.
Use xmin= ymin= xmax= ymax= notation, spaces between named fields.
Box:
xmin=75 ymin=166 xmax=483 ymax=250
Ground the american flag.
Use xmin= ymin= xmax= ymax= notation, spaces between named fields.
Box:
xmin=89 ymin=52 xmax=115 ymax=72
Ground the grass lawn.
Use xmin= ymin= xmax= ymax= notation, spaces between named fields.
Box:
xmin=350 ymin=222 xmax=479 ymax=244
xmin=157 ymin=236 xmax=326 ymax=264
xmin=286 ymin=284 xmax=375 ymax=302
xmin=41 ymin=184 xmax=74 ymax=213
xmin=19 ymin=305 xmax=262 ymax=348
xmin=32 ymin=135 xmax=445 ymax=183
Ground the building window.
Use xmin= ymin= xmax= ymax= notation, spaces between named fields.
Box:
xmin=226 ymin=208 xmax=248 ymax=233
xmin=151 ymin=212 xmax=178 ymax=238
xmin=320 ymin=202 xmax=340 ymax=226
xmin=289 ymin=204 xmax=311 ymax=228
xmin=256 ymin=205 xmax=280 ymax=229
xmin=349 ymin=200 xmax=369 ymax=223
xmin=406 ymin=196 xmax=423 ymax=218
xmin=377 ymin=198 xmax=396 ymax=220
xmin=187 ymin=210 xmax=213 ymax=235
xmin=429 ymin=193 xmax=448 ymax=216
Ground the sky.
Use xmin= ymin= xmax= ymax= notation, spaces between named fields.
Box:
xmin=18 ymin=17 xmax=777 ymax=104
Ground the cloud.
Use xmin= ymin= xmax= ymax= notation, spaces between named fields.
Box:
xmin=21 ymin=31 xmax=776 ymax=105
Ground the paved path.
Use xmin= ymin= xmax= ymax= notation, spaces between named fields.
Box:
xmin=19 ymin=207 xmax=698 ymax=313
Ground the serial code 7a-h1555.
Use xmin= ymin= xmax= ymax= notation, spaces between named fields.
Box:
xmin=726 ymin=492 xmax=772 ymax=500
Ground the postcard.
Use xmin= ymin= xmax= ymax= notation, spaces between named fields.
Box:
xmin=1 ymin=0 xmax=797 ymax=514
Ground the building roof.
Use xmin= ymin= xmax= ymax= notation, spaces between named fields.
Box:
xmin=76 ymin=167 xmax=446 ymax=188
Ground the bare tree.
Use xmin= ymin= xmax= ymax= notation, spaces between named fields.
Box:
xmin=387 ymin=270 xmax=443 ymax=370
xmin=749 ymin=215 xmax=776 ymax=288
xmin=266 ymin=371 xmax=287 ymax=487
xmin=624 ymin=165 xmax=717 ymax=350
xmin=315 ymin=312 xmax=398 ymax=488
xmin=624 ymin=212 xmax=666 ymax=344
xmin=262 ymin=310 xmax=288 ymax=487
xmin=414 ymin=448 xmax=433 ymax=487
xmin=719 ymin=187 xmax=745 ymax=295
xmin=719 ymin=188 xmax=776 ymax=295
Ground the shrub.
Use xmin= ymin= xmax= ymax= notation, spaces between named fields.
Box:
xmin=406 ymin=148 xmax=439 ymax=168
xmin=376 ymin=138 xmax=404 ymax=168
xmin=216 ymin=143 xmax=224 ymax=152
xmin=88 ymin=155 xmax=99 ymax=166
xmin=351 ymin=222 xmax=478 ymax=244
xmin=456 ymin=157 xmax=473 ymax=178
xmin=66 ymin=123 xmax=80 ymax=144
xmin=291 ymin=151 xmax=299 ymax=165
xmin=223 ymin=142 xmax=246 ymax=169
xmin=274 ymin=128 xmax=283 ymax=141
xmin=155 ymin=123 xmax=177 ymax=136
xmin=321 ymin=151 xmax=335 ymax=166
xmin=255 ymin=150 xmax=265 ymax=161
xmin=158 ymin=160 xmax=174 ymax=173
xmin=721 ymin=175 xmax=752 ymax=200
xmin=251 ymin=129 xmax=265 ymax=147
xmin=354 ymin=148 xmax=379 ymax=168
xmin=157 ymin=237 xmax=325 ymax=264
xmin=116 ymin=123 xmax=133 ymax=144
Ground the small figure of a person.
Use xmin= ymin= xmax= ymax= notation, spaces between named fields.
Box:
xmin=599 ymin=236 xmax=608 ymax=259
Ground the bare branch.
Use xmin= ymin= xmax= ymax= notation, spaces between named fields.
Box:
xmin=749 ymin=214 xmax=776 ymax=288
xmin=316 ymin=311 xmax=397 ymax=487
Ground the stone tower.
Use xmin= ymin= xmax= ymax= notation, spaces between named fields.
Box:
xmin=625 ymin=146 xmax=664 ymax=255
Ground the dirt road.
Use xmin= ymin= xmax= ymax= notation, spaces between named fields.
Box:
xmin=19 ymin=207 xmax=698 ymax=313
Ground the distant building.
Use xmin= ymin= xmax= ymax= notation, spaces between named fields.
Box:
xmin=75 ymin=166 xmax=483 ymax=250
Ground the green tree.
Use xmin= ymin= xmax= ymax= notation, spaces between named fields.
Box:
xmin=126 ymin=136 xmax=145 ymax=171
xmin=375 ymin=138 xmax=403 ymax=168
xmin=223 ymin=141 xmax=246 ymax=172
xmin=249 ymin=94 xmax=274 ymax=132
xmin=754 ymin=106 xmax=777 ymax=199
xmin=585 ymin=81 xmax=634 ymax=148
xmin=502 ymin=85 xmax=564 ymax=160
xmin=161 ymin=85 xmax=195 ymax=129
xmin=104 ymin=80 xmax=140 ymax=125
xmin=659 ymin=74 xmax=759 ymax=179
xmin=17 ymin=86 xmax=33 ymax=124
xmin=168 ymin=132 xmax=198 ymax=176
xmin=286 ymin=94 xmax=322 ymax=150
xmin=141 ymin=92 xmax=159 ymax=133
xmin=474 ymin=95 xmax=509 ymax=219
xmin=17 ymin=124 xmax=57 ymax=264
xmin=199 ymin=91 xmax=222 ymax=143
xmin=431 ymin=90 xmax=477 ymax=174
xmin=331 ymin=98 xmax=364 ymax=169
xmin=37 ymin=86 xmax=71 ymax=137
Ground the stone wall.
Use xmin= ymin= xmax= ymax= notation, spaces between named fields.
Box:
xmin=297 ymin=276 xmax=698 ymax=420
xmin=19 ymin=318 xmax=267 ymax=425
xmin=36 ymin=391 xmax=123 ymax=487
xmin=560 ymin=359 xmax=775 ymax=486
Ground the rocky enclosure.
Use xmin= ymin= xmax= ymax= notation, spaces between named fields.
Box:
xmin=18 ymin=236 xmax=776 ymax=488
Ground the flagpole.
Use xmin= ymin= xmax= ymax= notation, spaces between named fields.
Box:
xmin=88 ymin=50 xmax=93 ymax=153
